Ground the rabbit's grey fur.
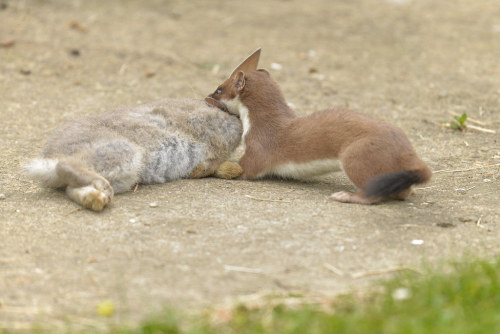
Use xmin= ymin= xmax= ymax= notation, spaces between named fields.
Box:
xmin=25 ymin=99 xmax=242 ymax=211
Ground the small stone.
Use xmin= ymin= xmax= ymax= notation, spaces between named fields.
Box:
xmin=335 ymin=245 xmax=345 ymax=252
xmin=69 ymin=49 xmax=80 ymax=57
xmin=411 ymin=239 xmax=424 ymax=245
xmin=129 ymin=218 xmax=137 ymax=223
xmin=0 ymin=194 xmax=6 ymax=200
xmin=149 ymin=202 xmax=158 ymax=208
xmin=270 ymin=63 xmax=283 ymax=70
xmin=311 ymin=73 xmax=325 ymax=81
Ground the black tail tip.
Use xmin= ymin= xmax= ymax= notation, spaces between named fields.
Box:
xmin=363 ymin=170 xmax=428 ymax=199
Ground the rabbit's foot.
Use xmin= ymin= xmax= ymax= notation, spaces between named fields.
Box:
xmin=66 ymin=179 xmax=114 ymax=212
xmin=189 ymin=162 xmax=217 ymax=179
xmin=214 ymin=161 xmax=243 ymax=179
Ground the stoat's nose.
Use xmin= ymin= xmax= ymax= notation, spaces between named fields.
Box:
xmin=205 ymin=97 xmax=228 ymax=113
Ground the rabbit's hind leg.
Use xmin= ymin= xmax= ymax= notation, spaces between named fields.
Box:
xmin=66 ymin=182 xmax=112 ymax=212
xmin=57 ymin=160 xmax=113 ymax=211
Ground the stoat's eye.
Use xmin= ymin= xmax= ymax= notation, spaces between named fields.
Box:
xmin=215 ymin=89 xmax=222 ymax=95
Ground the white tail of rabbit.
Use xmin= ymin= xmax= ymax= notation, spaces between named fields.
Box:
xmin=24 ymin=158 xmax=62 ymax=187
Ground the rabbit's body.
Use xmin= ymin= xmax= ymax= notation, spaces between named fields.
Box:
xmin=25 ymin=99 xmax=242 ymax=211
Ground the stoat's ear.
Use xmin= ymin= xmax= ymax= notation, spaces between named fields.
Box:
xmin=229 ymin=47 xmax=261 ymax=78
xmin=234 ymin=71 xmax=245 ymax=92
xmin=257 ymin=68 xmax=270 ymax=76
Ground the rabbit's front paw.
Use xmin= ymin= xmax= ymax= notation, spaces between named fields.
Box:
xmin=189 ymin=162 xmax=217 ymax=179
xmin=214 ymin=161 xmax=243 ymax=179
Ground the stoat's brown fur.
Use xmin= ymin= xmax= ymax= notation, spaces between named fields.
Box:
xmin=206 ymin=49 xmax=431 ymax=204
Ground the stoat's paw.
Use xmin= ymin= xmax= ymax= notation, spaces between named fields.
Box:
xmin=331 ymin=191 xmax=376 ymax=205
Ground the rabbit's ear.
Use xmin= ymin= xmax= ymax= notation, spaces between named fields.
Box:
xmin=229 ymin=48 xmax=261 ymax=78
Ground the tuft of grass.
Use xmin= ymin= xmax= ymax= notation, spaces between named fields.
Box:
xmin=115 ymin=311 xmax=183 ymax=334
xmin=450 ymin=112 xmax=468 ymax=131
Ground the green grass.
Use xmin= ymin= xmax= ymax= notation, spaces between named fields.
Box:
xmin=3 ymin=257 xmax=500 ymax=334
xmin=449 ymin=112 xmax=468 ymax=131
xmin=115 ymin=257 xmax=500 ymax=334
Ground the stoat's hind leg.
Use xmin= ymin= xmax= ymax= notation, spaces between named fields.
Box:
xmin=331 ymin=191 xmax=381 ymax=205
xmin=331 ymin=187 xmax=413 ymax=204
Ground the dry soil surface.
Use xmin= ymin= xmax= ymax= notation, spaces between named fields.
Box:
xmin=1 ymin=0 xmax=499 ymax=330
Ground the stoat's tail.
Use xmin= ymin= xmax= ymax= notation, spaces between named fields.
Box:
xmin=363 ymin=165 xmax=432 ymax=199
xmin=23 ymin=158 xmax=65 ymax=188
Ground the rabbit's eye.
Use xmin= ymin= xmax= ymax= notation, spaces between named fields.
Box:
xmin=215 ymin=89 xmax=222 ymax=95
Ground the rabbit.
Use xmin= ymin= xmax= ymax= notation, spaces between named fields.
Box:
xmin=24 ymin=98 xmax=243 ymax=211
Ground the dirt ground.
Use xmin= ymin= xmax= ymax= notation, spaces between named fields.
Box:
xmin=1 ymin=0 xmax=499 ymax=330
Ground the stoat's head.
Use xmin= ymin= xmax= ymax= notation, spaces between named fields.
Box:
xmin=205 ymin=48 xmax=261 ymax=117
